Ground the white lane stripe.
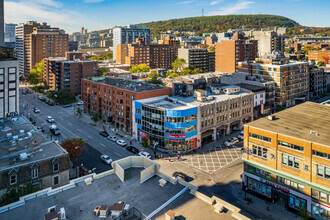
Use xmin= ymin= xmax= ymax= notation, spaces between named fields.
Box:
xmin=77 ymin=129 xmax=81 ymax=132
xmin=114 ymin=152 xmax=121 ymax=157
xmin=100 ymin=143 xmax=105 ymax=147
xmin=87 ymin=135 xmax=92 ymax=139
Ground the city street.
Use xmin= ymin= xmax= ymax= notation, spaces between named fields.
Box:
xmin=19 ymin=88 xmax=132 ymax=173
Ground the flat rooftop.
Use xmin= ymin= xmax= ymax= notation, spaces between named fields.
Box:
xmin=0 ymin=168 xmax=186 ymax=220
xmin=0 ymin=116 xmax=67 ymax=171
xmin=108 ymin=68 xmax=131 ymax=74
xmin=137 ymin=96 xmax=195 ymax=110
xmin=86 ymin=76 xmax=169 ymax=93
xmin=174 ymin=89 xmax=252 ymax=107
xmin=238 ymin=83 xmax=265 ymax=92
xmin=247 ymin=102 xmax=330 ymax=146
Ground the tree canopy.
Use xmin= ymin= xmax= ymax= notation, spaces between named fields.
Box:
xmin=172 ymin=58 xmax=186 ymax=72
xmin=48 ymin=89 xmax=76 ymax=104
xmin=61 ymin=138 xmax=86 ymax=161
xmin=26 ymin=60 xmax=44 ymax=88
xmin=129 ymin=64 xmax=150 ymax=73
xmin=90 ymin=52 xmax=113 ymax=61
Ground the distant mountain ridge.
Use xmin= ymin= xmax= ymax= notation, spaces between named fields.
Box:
xmin=137 ymin=14 xmax=300 ymax=36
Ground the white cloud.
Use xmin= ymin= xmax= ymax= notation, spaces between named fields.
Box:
xmin=4 ymin=1 xmax=106 ymax=33
xmin=179 ymin=0 xmax=194 ymax=5
xmin=210 ymin=0 xmax=223 ymax=6
xmin=209 ymin=0 xmax=254 ymax=15
xmin=84 ymin=0 xmax=104 ymax=3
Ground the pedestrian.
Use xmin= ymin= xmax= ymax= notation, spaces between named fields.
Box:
xmin=169 ymin=156 xmax=171 ymax=162
xmin=177 ymin=155 xmax=180 ymax=160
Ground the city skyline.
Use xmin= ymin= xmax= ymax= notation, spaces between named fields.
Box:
xmin=4 ymin=0 xmax=330 ymax=34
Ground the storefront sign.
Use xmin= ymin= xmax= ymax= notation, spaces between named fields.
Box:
xmin=167 ymin=134 xmax=186 ymax=138
xmin=169 ymin=139 xmax=181 ymax=142
xmin=261 ymin=180 xmax=290 ymax=193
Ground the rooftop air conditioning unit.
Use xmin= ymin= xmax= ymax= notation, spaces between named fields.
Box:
xmin=267 ymin=115 xmax=276 ymax=121
xmin=7 ymin=133 xmax=12 ymax=139
xmin=310 ymin=130 xmax=319 ymax=136
xmin=20 ymin=152 xmax=28 ymax=161
xmin=12 ymin=135 xmax=18 ymax=141
xmin=27 ymin=132 xmax=32 ymax=138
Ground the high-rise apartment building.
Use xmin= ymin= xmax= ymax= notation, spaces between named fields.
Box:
xmin=238 ymin=56 xmax=309 ymax=107
xmin=113 ymin=25 xmax=151 ymax=60
xmin=0 ymin=0 xmax=4 ymax=46
xmin=178 ymin=48 xmax=212 ymax=72
xmin=0 ymin=47 xmax=19 ymax=119
xmin=116 ymin=37 xmax=177 ymax=69
xmin=5 ymin=23 xmax=16 ymax=43
xmin=253 ymin=31 xmax=285 ymax=57
xmin=24 ymin=27 xmax=68 ymax=76
xmin=15 ymin=21 xmax=50 ymax=76
xmin=43 ymin=52 xmax=98 ymax=96
xmin=215 ymin=32 xmax=258 ymax=73
xmin=243 ymin=102 xmax=330 ymax=219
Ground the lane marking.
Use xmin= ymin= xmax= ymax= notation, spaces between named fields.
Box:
xmin=114 ymin=152 xmax=121 ymax=157
xmin=215 ymin=149 xmax=223 ymax=168
xmin=100 ymin=143 xmax=105 ymax=147
xmin=77 ymin=129 xmax=81 ymax=132
xmin=219 ymin=146 xmax=228 ymax=164
xmin=68 ymin=122 xmax=72 ymax=126
xmin=87 ymin=135 xmax=92 ymax=139
xmin=203 ymin=153 xmax=209 ymax=173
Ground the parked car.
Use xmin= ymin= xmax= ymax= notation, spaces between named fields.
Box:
xmin=22 ymin=90 xmax=27 ymax=94
xmin=108 ymin=136 xmax=118 ymax=142
xmin=100 ymin=155 xmax=112 ymax=165
xmin=172 ymin=172 xmax=187 ymax=181
xmin=138 ymin=151 xmax=151 ymax=159
xmin=50 ymin=125 xmax=61 ymax=135
xmin=116 ymin=139 xmax=127 ymax=147
xmin=46 ymin=101 xmax=55 ymax=106
xmin=229 ymin=137 xmax=239 ymax=145
xmin=26 ymin=89 xmax=32 ymax=94
xmin=238 ymin=134 xmax=244 ymax=140
xmin=46 ymin=116 xmax=55 ymax=123
xmin=77 ymin=101 xmax=84 ymax=105
xmin=38 ymin=96 xmax=46 ymax=101
xmin=79 ymin=164 xmax=91 ymax=176
xmin=224 ymin=141 xmax=232 ymax=147
xmin=126 ymin=146 xmax=139 ymax=154
xmin=63 ymin=104 xmax=72 ymax=108
xmin=34 ymin=107 xmax=40 ymax=113
xmin=37 ymin=126 xmax=45 ymax=132
xmin=99 ymin=131 xmax=109 ymax=137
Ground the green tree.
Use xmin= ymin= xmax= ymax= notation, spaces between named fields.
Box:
xmin=172 ymin=58 xmax=186 ymax=72
xmin=147 ymin=76 xmax=163 ymax=85
xmin=148 ymin=71 xmax=160 ymax=78
xmin=129 ymin=64 xmax=150 ymax=73
xmin=0 ymin=183 xmax=41 ymax=206
xmin=97 ymin=67 xmax=109 ymax=76
xmin=310 ymin=59 xmax=316 ymax=64
xmin=61 ymin=138 xmax=86 ymax=162
xmin=166 ymin=71 xmax=179 ymax=78
xmin=181 ymin=66 xmax=203 ymax=75
xmin=90 ymin=112 xmax=100 ymax=125
xmin=208 ymin=46 xmax=215 ymax=52
xmin=285 ymin=48 xmax=292 ymax=54
xmin=317 ymin=61 xmax=325 ymax=66
xmin=26 ymin=59 xmax=44 ymax=90
xmin=48 ymin=89 xmax=75 ymax=104
xmin=141 ymin=138 xmax=149 ymax=148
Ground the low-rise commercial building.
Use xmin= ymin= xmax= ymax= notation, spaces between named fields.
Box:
xmin=0 ymin=116 xmax=70 ymax=192
xmin=243 ymin=102 xmax=330 ymax=219
xmin=43 ymin=52 xmax=98 ymax=96
xmin=81 ymin=77 xmax=171 ymax=133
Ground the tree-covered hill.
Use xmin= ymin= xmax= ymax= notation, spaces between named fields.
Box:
xmin=137 ymin=14 xmax=300 ymax=36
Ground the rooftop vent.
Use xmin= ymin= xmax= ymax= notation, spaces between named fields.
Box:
xmin=309 ymin=130 xmax=319 ymax=136
xmin=27 ymin=132 xmax=32 ymax=138
xmin=12 ymin=135 xmax=18 ymax=141
xmin=20 ymin=152 xmax=28 ymax=161
xmin=6 ymin=133 xmax=12 ymax=139
xmin=267 ymin=115 xmax=276 ymax=121
xmin=19 ymin=130 xmax=24 ymax=135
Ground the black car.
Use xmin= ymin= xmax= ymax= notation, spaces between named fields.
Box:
xmin=47 ymin=101 xmax=55 ymax=106
xmin=126 ymin=146 xmax=139 ymax=154
xmin=99 ymin=131 xmax=109 ymax=137
xmin=26 ymin=89 xmax=32 ymax=94
xmin=38 ymin=96 xmax=46 ymax=101
xmin=172 ymin=172 xmax=187 ymax=181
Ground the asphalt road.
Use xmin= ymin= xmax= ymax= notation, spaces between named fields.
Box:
xmin=19 ymin=89 xmax=132 ymax=171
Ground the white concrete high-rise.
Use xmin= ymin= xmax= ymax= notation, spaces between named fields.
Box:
xmin=113 ymin=25 xmax=151 ymax=60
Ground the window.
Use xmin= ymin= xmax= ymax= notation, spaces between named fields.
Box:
xmin=10 ymin=174 xmax=17 ymax=185
xmin=282 ymin=154 xmax=300 ymax=169
xmin=53 ymin=163 xmax=59 ymax=172
xmin=31 ymin=169 xmax=38 ymax=179
xmin=53 ymin=176 xmax=59 ymax=185
xmin=320 ymin=192 xmax=327 ymax=202
xmin=249 ymin=133 xmax=271 ymax=142
xmin=252 ymin=145 xmax=267 ymax=159
xmin=317 ymin=165 xmax=330 ymax=179
xmin=312 ymin=189 xmax=319 ymax=199
xmin=278 ymin=141 xmax=304 ymax=152
xmin=312 ymin=150 xmax=330 ymax=160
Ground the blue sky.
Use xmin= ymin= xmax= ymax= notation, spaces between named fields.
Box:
xmin=4 ymin=0 xmax=330 ymax=34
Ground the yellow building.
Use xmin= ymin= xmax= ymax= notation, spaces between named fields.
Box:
xmin=243 ymin=102 xmax=330 ymax=219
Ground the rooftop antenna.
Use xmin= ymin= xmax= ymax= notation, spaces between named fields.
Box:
xmin=202 ymin=9 xmax=204 ymax=17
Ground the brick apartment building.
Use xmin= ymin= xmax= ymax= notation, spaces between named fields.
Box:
xmin=24 ymin=27 xmax=68 ymax=75
xmin=44 ymin=52 xmax=98 ymax=95
xmin=178 ymin=47 xmax=214 ymax=72
xmin=215 ymin=32 xmax=257 ymax=73
xmin=15 ymin=21 xmax=51 ymax=76
xmin=243 ymin=102 xmax=330 ymax=219
xmin=308 ymin=50 xmax=330 ymax=64
xmin=81 ymin=77 xmax=171 ymax=133
xmin=238 ymin=56 xmax=309 ymax=107
xmin=116 ymin=37 xmax=178 ymax=69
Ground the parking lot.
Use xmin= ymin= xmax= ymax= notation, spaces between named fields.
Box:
xmin=182 ymin=142 xmax=243 ymax=174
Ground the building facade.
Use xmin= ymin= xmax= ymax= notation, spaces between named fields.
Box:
xmin=0 ymin=55 xmax=19 ymax=119
xmin=4 ymin=23 xmax=17 ymax=43
xmin=238 ymin=57 xmax=309 ymax=107
xmin=24 ymin=27 xmax=68 ymax=75
xmin=215 ymin=32 xmax=258 ymax=73
xmin=133 ymin=96 xmax=198 ymax=153
xmin=113 ymin=25 xmax=151 ymax=61
xmin=81 ymin=77 xmax=171 ymax=133
xmin=15 ymin=21 xmax=51 ymax=77
xmin=43 ymin=52 xmax=98 ymax=96
xmin=178 ymin=48 xmax=211 ymax=72
xmin=253 ymin=31 xmax=285 ymax=57
xmin=308 ymin=50 xmax=330 ymax=64
xmin=243 ymin=102 xmax=330 ymax=219
xmin=309 ymin=68 xmax=327 ymax=99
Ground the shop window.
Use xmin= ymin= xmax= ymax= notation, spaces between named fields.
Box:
xmin=320 ymin=192 xmax=328 ymax=203
xmin=312 ymin=189 xmax=319 ymax=199
xmin=312 ymin=204 xmax=330 ymax=220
